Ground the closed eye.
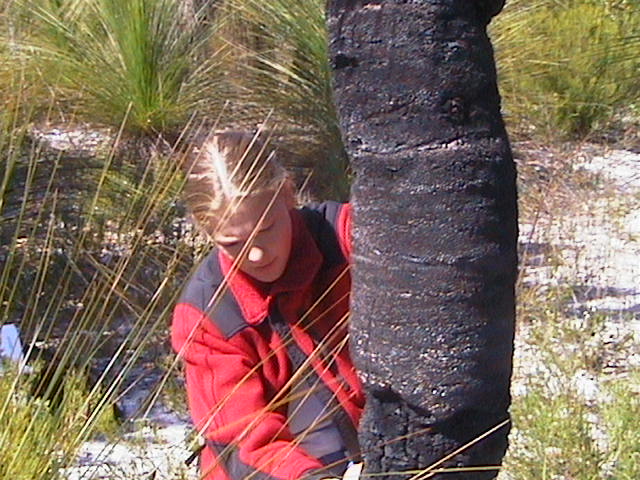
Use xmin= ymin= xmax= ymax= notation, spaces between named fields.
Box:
xmin=216 ymin=222 xmax=272 ymax=250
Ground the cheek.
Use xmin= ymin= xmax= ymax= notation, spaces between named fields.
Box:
xmin=267 ymin=226 xmax=290 ymax=263
xmin=282 ymin=223 xmax=293 ymax=259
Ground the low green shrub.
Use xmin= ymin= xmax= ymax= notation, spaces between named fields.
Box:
xmin=603 ymin=373 xmax=640 ymax=479
xmin=508 ymin=277 xmax=640 ymax=480
xmin=492 ymin=0 xmax=640 ymax=139
xmin=0 ymin=362 xmax=117 ymax=480
xmin=506 ymin=387 xmax=604 ymax=480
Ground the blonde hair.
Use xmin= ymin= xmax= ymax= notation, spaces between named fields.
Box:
xmin=182 ymin=129 xmax=291 ymax=235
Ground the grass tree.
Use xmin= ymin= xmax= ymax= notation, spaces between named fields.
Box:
xmin=7 ymin=0 xmax=351 ymax=200
xmin=219 ymin=0 xmax=349 ymax=200
xmin=9 ymin=0 xmax=227 ymax=135
xmin=2 ymin=0 xmax=233 ymax=246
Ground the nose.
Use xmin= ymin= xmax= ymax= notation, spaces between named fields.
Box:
xmin=247 ymin=246 xmax=265 ymax=264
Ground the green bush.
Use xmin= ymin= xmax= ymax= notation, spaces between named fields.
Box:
xmin=0 ymin=362 xmax=117 ymax=480
xmin=507 ymin=388 xmax=604 ymax=480
xmin=1 ymin=366 xmax=66 ymax=480
xmin=492 ymin=0 xmax=640 ymax=139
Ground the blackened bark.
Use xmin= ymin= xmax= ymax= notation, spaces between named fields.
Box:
xmin=327 ymin=1 xmax=517 ymax=479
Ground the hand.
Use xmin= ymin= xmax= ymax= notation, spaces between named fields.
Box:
xmin=343 ymin=462 xmax=363 ymax=480
xmin=321 ymin=462 xmax=363 ymax=480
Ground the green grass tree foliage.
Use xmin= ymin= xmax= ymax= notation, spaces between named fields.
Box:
xmin=2 ymin=0 xmax=227 ymax=260
xmin=220 ymin=0 xmax=349 ymax=200
xmin=0 ymin=7 xmax=43 ymax=135
xmin=491 ymin=0 xmax=640 ymax=138
xmin=9 ymin=0 xmax=228 ymax=134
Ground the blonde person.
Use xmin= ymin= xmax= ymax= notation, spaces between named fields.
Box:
xmin=172 ymin=130 xmax=364 ymax=480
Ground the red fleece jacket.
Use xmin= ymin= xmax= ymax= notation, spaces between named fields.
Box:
xmin=172 ymin=203 xmax=364 ymax=480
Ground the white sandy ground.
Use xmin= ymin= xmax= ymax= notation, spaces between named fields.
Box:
xmin=500 ymin=144 xmax=640 ymax=480
xmin=58 ymin=143 xmax=639 ymax=479
xmin=65 ymin=409 xmax=198 ymax=480
xmin=516 ymin=145 xmax=640 ymax=381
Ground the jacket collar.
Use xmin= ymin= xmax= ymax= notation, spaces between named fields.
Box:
xmin=218 ymin=209 xmax=322 ymax=325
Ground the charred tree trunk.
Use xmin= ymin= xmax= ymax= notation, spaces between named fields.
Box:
xmin=327 ymin=1 xmax=517 ymax=479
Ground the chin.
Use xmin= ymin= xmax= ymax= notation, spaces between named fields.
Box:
xmin=250 ymin=265 xmax=284 ymax=284
xmin=262 ymin=271 xmax=285 ymax=284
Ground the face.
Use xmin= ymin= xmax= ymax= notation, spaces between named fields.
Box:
xmin=213 ymin=189 xmax=293 ymax=283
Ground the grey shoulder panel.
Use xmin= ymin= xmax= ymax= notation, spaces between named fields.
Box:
xmin=300 ymin=202 xmax=345 ymax=267
xmin=178 ymin=249 xmax=249 ymax=340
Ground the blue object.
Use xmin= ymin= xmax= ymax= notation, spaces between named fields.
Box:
xmin=1 ymin=323 xmax=25 ymax=363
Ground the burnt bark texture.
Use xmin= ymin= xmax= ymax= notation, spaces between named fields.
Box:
xmin=327 ymin=1 xmax=517 ymax=479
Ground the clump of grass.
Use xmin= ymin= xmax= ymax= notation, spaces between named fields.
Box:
xmin=8 ymin=0 xmax=227 ymax=134
xmin=0 ymin=81 xmax=204 ymax=477
xmin=491 ymin=0 xmax=640 ymax=139
xmin=220 ymin=0 xmax=349 ymax=199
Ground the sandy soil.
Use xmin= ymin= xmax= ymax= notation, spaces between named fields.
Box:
xmin=516 ymin=143 xmax=640 ymax=384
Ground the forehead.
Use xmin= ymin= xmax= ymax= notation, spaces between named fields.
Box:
xmin=214 ymin=191 xmax=282 ymax=241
